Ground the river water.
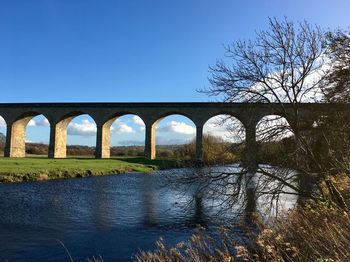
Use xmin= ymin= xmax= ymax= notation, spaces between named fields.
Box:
xmin=0 ymin=166 xmax=297 ymax=261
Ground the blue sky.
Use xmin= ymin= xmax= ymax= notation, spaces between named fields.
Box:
xmin=0 ymin=0 xmax=349 ymax=145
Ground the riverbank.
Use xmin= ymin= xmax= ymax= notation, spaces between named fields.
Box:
xmin=0 ymin=156 xmax=184 ymax=183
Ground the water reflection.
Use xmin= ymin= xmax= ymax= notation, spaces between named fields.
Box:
xmin=141 ymin=176 xmax=157 ymax=227
xmin=0 ymin=166 xmax=298 ymax=261
xmin=192 ymin=195 xmax=206 ymax=225
xmin=89 ymin=177 xmax=114 ymax=229
xmin=244 ymin=172 xmax=258 ymax=217
xmin=163 ymin=165 xmax=299 ymax=220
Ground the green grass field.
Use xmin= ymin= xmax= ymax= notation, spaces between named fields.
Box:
xmin=0 ymin=156 xmax=182 ymax=183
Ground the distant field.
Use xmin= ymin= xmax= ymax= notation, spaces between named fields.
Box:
xmin=0 ymin=156 xmax=182 ymax=183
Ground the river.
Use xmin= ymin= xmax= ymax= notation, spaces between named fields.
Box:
xmin=0 ymin=166 xmax=297 ymax=261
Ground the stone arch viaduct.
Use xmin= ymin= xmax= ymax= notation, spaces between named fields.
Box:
xmin=0 ymin=102 xmax=339 ymax=163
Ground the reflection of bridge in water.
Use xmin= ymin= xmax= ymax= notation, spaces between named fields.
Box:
xmin=0 ymin=102 xmax=337 ymax=163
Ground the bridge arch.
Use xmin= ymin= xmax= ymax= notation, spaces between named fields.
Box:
xmin=202 ymin=114 xmax=245 ymax=164
xmin=151 ymin=111 xmax=197 ymax=127
xmin=25 ymin=115 xmax=50 ymax=156
xmin=203 ymin=111 xmax=246 ymax=128
xmin=254 ymin=114 xmax=294 ymax=167
xmin=4 ymin=111 xmax=51 ymax=157
xmin=96 ymin=112 xmax=146 ymax=158
xmin=146 ymin=114 xmax=196 ymax=160
xmin=256 ymin=114 xmax=293 ymax=142
xmin=203 ymin=114 xmax=245 ymax=142
xmin=49 ymin=112 xmax=97 ymax=158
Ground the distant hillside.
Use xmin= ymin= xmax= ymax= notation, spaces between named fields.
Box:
xmin=0 ymin=132 xmax=5 ymax=145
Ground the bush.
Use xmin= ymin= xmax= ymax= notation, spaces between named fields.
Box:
xmin=174 ymin=134 xmax=239 ymax=165
xmin=67 ymin=145 xmax=95 ymax=156
xmin=110 ymin=146 xmax=144 ymax=157
xmin=25 ymin=143 xmax=49 ymax=155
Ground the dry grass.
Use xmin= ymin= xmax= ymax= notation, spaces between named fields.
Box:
xmin=253 ymin=204 xmax=350 ymax=261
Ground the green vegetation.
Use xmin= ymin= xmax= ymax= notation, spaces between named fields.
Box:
xmin=175 ymin=134 xmax=241 ymax=165
xmin=0 ymin=133 xmax=241 ymax=183
xmin=23 ymin=137 xmax=240 ymax=164
xmin=0 ymin=156 xmax=181 ymax=183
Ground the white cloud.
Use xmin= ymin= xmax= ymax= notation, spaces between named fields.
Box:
xmin=66 ymin=118 xmax=135 ymax=137
xmin=28 ymin=118 xmax=50 ymax=127
xmin=111 ymin=121 xmax=134 ymax=134
xmin=157 ymin=121 xmax=196 ymax=135
xmin=131 ymin=115 xmax=145 ymax=132
xmin=249 ymin=57 xmax=330 ymax=103
xmin=0 ymin=116 xmax=6 ymax=127
xmin=204 ymin=116 xmax=229 ymax=136
xmin=37 ymin=118 xmax=50 ymax=126
xmin=204 ymin=116 xmax=245 ymax=142
xmin=28 ymin=119 xmax=36 ymax=126
xmin=256 ymin=115 xmax=293 ymax=141
xmin=67 ymin=119 xmax=97 ymax=136
xmin=132 ymin=115 xmax=145 ymax=126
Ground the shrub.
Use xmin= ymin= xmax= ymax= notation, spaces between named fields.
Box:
xmin=174 ymin=134 xmax=239 ymax=165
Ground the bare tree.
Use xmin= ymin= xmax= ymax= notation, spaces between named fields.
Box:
xmin=207 ymin=18 xmax=326 ymax=102
xmin=185 ymin=17 xmax=349 ymax=215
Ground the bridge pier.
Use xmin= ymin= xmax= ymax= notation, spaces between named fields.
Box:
xmin=95 ymin=124 xmax=111 ymax=159
xmin=195 ymin=124 xmax=204 ymax=166
xmin=243 ymin=123 xmax=258 ymax=216
xmin=5 ymin=117 xmax=32 ymax=157
xmin=244 ymin=123 xmax=258 ymax=171
xmin=48 ymin=118 xmax=72 ymax=158
xmin=145 ymin=123 xmax=156 ymax=160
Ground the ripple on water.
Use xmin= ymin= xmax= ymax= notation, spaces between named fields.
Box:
xmin=0 ymin=166 xmax=297 ymax=261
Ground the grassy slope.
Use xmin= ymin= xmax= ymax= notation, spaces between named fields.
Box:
xmin=0 ymin=156 xmax=181 ymax=183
